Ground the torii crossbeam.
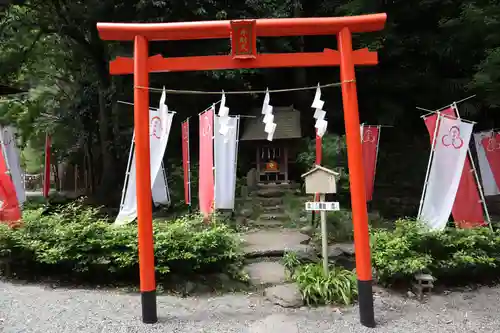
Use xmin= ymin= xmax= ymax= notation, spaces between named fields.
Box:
xmin=97 ymin=13 xmax=387 ymax=328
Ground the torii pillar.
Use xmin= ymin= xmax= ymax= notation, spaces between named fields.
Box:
xmin=97 ymin=13 xmax=387 ymax=328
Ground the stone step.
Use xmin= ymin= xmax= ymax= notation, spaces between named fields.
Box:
xmin=257 ymin=182 xmax=300 ymax=190
xmin=243 ymin=261 xmax=287 ymax=286
xmin=258 ymin=197 xmax=283 ymax=206
xmin=262 ymin=205 xmax=284 ymax=213
xmin=242 ymin=229 xmax=312 ymax=258
xmin=256 ymin=189 xmax=286 ymax=198
xmin=259 ymin=213 xmax=289 ymax=221
xmin=248 ymin=219 xmax=284 ymax=228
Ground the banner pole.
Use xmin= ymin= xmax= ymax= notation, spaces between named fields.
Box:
xmin=120 ymin=133 xmax=135 ymax=210
xmin=233 ymin=116 xmax=241 ymax=212
xmin=212 ymin=107 xmax=216 ymax=219
xmin=372 ymin=126 xmax=382 ymax=196
xmin=160 ymin=162 xmax=170 ymax=206
xmin=418 ymin=113 xmax=442 ymax=219
xmin=451 ymin=103 xmax=493 ymax=230
xmin=187 ymin=118 xmax=192 ymax=212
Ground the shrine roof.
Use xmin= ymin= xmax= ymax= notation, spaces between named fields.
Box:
xmin=240 ymin=106 xmax=302 ymax=141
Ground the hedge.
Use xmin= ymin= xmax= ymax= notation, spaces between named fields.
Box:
xmin=0 ymin=201 xmax=244 ymax=284
xmin=371 ymin=219 xmax=500 ymax=286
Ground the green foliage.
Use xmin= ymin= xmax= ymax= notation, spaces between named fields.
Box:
xmin=0 ymin=202 xmax=244 ymax=283
xmin=282 ymin=193 xmax=307 ymax=226
xmin=291 ymin=263 xmax=358 ymax=306
xmin=297 ymin=134 xmax=350 ymax=192
xmin=371 ymin=219 xmax=500 ymax=286
xmin=282 ymin=251 xmax=301 ymax=273
xmin=165 ymin=160 xmax=199 ymax=212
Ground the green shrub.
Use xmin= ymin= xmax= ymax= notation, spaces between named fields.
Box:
xmin=297 ymin=134 xmax=350 ymax=193
xmin=371 ymin=219 xmax=500 ymax=286
xmin=283 ymin=251 xmax=301 ymax=274
xmin=0 ymin=202 xmax=244 ymax=284
xmin=291 ymin=263 xmax=357 ymax=306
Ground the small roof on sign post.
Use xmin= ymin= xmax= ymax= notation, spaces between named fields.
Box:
xmin=301 ymin=165 xmax=339 ymax=194
xmin=301 ymin=165 xmax=339 ymax=178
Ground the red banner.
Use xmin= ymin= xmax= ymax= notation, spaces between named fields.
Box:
xmin=315 ymin=133 xmax=322 ymax=165
xmin=424 ymin=108 xmax=485 ymax=228
xmin=43 ymin=134 xmax=51 ymax=198
xmin=0 ymin=148 xmax=21 ymax=227
xmin=181 ymin=120 xmax=191 ymax=205
xmin=361 ymin=126 xmax=380 ymax=201
xmin=199 ymin=108 xmax=214 ymax=216
xmin=315 ymin=132 xmax=322 ymax=206
xmin=481 ymin=134 xmax=500 ymax=190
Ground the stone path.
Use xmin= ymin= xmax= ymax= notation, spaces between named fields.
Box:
xmin=241 ymin=228 xmax=312 ymax=308
xmin=239 ymin=183 xmax=357 ymax=309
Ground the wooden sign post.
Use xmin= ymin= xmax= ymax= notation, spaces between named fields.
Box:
xmin=302 ymin=165 xmax=340 ymax=275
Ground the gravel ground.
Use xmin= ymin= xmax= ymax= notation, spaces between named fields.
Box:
xmin=1 ymin=281 xmax=499 ymax=333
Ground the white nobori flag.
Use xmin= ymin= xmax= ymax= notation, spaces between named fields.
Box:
xmin=214 ymin=115 xmax=240 ymax=210
xmin=115 ymin=108 xmax=174 ymax=225
xmin=419 ymin=115 xmax=474 ymax=230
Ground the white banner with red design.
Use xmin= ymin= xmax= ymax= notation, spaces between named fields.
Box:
xmin=423 ymin=108 xmax=485 ymax=228
xmin=360 ymin=125 xmax=380 ymax=202
xmin=476 ymin=131 xmax=500 ymax=196
xmin=419 ymin=114 xmax=474 ymax=230
xmin=214 ymin=115 xmax=240 ymax=210
xmin=115 ymin=108 xmax=174 ymax=225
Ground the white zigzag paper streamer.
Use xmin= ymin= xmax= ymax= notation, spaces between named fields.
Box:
xmin=312 ymin=83 xmax=328 ymax=137
xmin=159 ymin=86 xmax=168 ymax=113
xmin=262 ymin=89 xmax=276 ymax=141
xmin=218 ymin=91 xmax=233 ymax=140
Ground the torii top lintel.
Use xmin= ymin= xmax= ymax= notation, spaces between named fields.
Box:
xmin=97 ymin=13 xmax=386 ymax=74
xmin=97 ymin=13 xmax=386 ymax=41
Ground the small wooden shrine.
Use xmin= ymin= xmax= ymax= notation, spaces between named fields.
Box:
xmin=240 ymin=106 xmax=302 ymax=183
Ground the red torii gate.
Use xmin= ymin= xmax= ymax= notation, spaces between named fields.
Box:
xmin=97 ymin=13 xmax=387 ymax=328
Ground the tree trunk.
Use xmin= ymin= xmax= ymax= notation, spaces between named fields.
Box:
xmin=84 ymin=140 xmax=95 ymax=194
xmin=90 ymin=35 xmax=119 ymax=200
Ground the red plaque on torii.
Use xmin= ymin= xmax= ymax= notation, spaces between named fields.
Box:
xmin=230 ymin=20 xmax=257 ymax=59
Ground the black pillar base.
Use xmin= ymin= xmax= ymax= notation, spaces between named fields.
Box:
xmin=358 ymin=279 xmax=375 ymax=328
xmin=141 ymin=290 xmax=158 ymax=324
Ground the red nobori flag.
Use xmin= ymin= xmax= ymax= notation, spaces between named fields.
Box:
xmin=314 ymin=131 xmax=322 ymax=206
xmin=481 ymin=133 xmax=500 ymax=193
xmin=315 ymin=132 xmax=322 ymax=165
xmin=181 ymin=119 xmax=191 ymax=205
xmin=361 ymin=126 xmax=380 ymax=202
xmin=0 ymin=147 xmax=21 ymax=227
xmin=198 ymin=108 xmax=215 ymax=216
xmin=424 ymin=107 xmax=485 ymax=228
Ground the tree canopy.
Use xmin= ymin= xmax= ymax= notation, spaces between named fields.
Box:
xmin=0 ymin=0 xmax=499 ymax=206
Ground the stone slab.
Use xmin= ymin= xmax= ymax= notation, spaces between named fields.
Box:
xmin=243 ymin=261 xmax=286 ymax=285
xmin=242 ymin=229 xmax=311 ymax=257
xmin=264 ymin=283 xmax=303 ymax=308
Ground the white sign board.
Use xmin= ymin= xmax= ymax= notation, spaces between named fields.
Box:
xmin=305 ymin=201 xmax=340 ymax=211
